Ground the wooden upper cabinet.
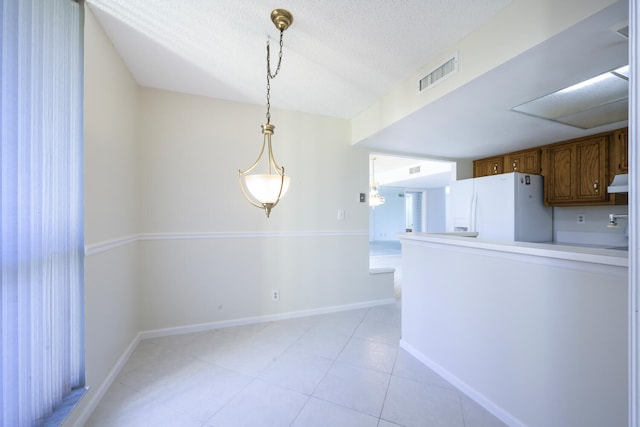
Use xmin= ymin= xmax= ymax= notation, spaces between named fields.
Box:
xmin=505 ymin=149 xmax=540 ymax=174
xmin=475 ymin=149 xmax=541 ymax=177
xmin=473 ymin=156 xmax=503 ymax=177
xmin=545 ymin=144 xmax=575 ymax=204
xmin=545 ymin=136 xmax=610 ymax=205
xmin=470 ymin=127 xmax=627 ymax=206
xmin=575 ymin=136 xmax=608 ymax=203
xmin=612 ymin=128 xmax=628 ymax=174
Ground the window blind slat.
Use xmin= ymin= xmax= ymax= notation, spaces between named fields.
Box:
xmin=1 ymin=0 xmax=85 ymax=425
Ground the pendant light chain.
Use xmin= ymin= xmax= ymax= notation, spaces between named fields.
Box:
xmin=265 ymin=29 xmax=284 ymax=124
xmin=238 ymin=9 xmax=292 ymax=218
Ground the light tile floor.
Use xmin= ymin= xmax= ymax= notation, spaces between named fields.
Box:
xmin=86 ymin=303 xmax=506 ymax=427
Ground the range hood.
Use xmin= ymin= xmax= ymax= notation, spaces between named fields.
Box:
xmin=608 ymin=174 xmax=628 ymax=193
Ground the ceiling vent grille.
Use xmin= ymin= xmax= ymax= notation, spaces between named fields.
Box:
xmin=617 ymin=25 xmax=629 ymax=39
xmin=409 ymin=166 xmax=421 ymax=174
xmin=612 ymin=23 xmax=629 ymax=39
xmin=419 ymin=55 xmax=458 ymax=91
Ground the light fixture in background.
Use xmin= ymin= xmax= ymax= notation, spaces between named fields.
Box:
xmin=238 ymin=9 xmax=293 ymax=217
xmin=512 ymin=65 xmax=629 ymax=129
xmin=369 ymin=157 xmax=385 ymax=207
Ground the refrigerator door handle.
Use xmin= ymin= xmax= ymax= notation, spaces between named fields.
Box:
xmin=470 ymin=192 xmax=477 ymax=232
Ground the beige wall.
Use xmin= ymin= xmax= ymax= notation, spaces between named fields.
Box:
xmin=137 ymin=88 xmax=369 ymax=233
xmin=136 ymin=88 xmax=382 ymax=332
xmin=66 ymin=7 xmax=142 ymax=426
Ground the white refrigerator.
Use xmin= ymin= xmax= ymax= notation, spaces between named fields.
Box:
xmin=447 ymin=172 xmax=553 ymax=242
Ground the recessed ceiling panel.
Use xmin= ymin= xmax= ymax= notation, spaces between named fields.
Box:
xmin=555 ymin=98 xmax=628 ymax=129
xmin=512 ymin=71 xmax=628 ymax=120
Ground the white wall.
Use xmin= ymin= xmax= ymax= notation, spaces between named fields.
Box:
xmin=554 ymin=205 xmax=629 ymax=246
xmin=401 ymin=238 xmax=628 ymax=426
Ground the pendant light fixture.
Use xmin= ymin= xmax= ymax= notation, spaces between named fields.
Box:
xmin=369 ymin=157 xmax=385 ymax=207
xmin=238 ymin=9 xmax=293 ymax=217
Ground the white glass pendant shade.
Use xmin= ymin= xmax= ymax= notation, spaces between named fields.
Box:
xmin=369 ymin=156 xmax=385 ymax=207
xmin=369 ymin=184 xmax=385 ymax=207
xmin=244 ymin=173 xmax=290 ymax=204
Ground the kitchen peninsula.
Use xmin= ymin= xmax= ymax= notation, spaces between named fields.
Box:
xmin=399 ymin=233 xmax=627 ymax=427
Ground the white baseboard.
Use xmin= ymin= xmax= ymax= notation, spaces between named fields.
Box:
xmin=71 ymin=299 xmax=395 ymax=425
xmin=399 ymin=339 xmax=525 ymax=427
xmin=69 ymin=333 xmax=141 ymax=427
xmin=140 ymin=298 xmax=396 ymax=339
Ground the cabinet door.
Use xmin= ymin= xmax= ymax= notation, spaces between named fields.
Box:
xmin=474 ymin=157 xmax=503 ymax=177
xmin=506 ymin=149 xmax=540 ymax=174
xmin=612 ymin=128 xmax=628 ymax=174
xmin=546 ymin=144 xmax=574 ymax=204
xmin=576 ymin=137 xmax=608 ymax=202
xmin=505 ymin=154 xmax=523 ymax=173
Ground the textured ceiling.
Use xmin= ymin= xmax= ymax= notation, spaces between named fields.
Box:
xmin=86 ymin=0 xmax=511 ymax=119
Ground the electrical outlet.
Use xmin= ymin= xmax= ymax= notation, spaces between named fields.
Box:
xmin=577 ymin=214 xmax=586 ymax=224
xmin=271 ymin=289 xmax=279 ymax=301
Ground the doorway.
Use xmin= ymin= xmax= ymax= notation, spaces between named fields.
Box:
xmin=368 ymin=154 xmax=456 ymax=297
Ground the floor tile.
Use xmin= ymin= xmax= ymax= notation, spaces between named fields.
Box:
xmin=84 ymin=381 xmax=155 ymax=424
xmin=313 ymin=360 xmax=390 ymax=417
xmin=206 ymin=378 xmax=308 ymax=427
xmin=199 ymin=339 xmax=285 ymax=377
xmin=392 ymin=348 xmax=456 ymax=389
xmin=291 ymin=397 xmax=379 ymax=427
xmin=85 ymin=387 xmax=202 ymax=427
xmin=353 ymin=320 xmax=402 ymax=346
xmin=337 ymin=337 xmax=398 ymax=374
xmin=115 ymin=349 xmax=208 ymax=391
xmin=259 ymin=348 xmax=333 ymax=394
xmin=363 ymin=303 xmax=402 ymax=324
xmin=288 ymin=325 xmax=353 ymax=359
xmin=250 ymin=319 xmax=314 ymax=350
xmin=86 ymin=304 xmax=509 ymax=427
xmin=460 ymin=394 xmax=508 ymax=427
xmin=154 ymin=362 xmax=252 ymax=422
xmin=317 ymin=308 xmax=369 ymax=334
xmin=381 ymin=375 xmax=464 ymax=427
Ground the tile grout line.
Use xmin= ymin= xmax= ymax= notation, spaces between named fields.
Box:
xmin=289 ymin=306 xmax=380 ymax=425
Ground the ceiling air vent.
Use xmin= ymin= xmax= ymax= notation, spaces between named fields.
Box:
xmin=612 ymin=23 xmax=629 ymax=39
xmin=409 ymin=166 xmax=421 ymax=174
xmin=419 ymin=55 xmax=458 ymax=91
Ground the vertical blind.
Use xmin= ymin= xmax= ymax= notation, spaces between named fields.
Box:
xmin=1 ymin=0 xmax=85 ymax=425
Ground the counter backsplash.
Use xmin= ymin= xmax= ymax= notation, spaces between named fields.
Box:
xmin=554 ymin=205 xmax=628 ymax=247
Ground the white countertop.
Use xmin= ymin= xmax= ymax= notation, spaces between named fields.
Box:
xmin=399 ymin=232 xmax=628 ymax=268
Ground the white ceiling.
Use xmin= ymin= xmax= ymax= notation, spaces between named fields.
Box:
xmin=87 ymin=0 xmax=629 ymax=186
xmin=86 ymin=0 xmax=511 ymax=120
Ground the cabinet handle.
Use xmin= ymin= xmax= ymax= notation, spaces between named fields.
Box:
xmin=493 ymin=163 xmax=498 ymax=174
xmin=594 ymin=180 xmax=599 ymax=193
xmin=512 ymin=160 xmax=518 ymax=170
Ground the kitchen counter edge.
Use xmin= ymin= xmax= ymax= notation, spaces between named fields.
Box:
xmin=398 ymin=233 xmax=628 ymax=268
